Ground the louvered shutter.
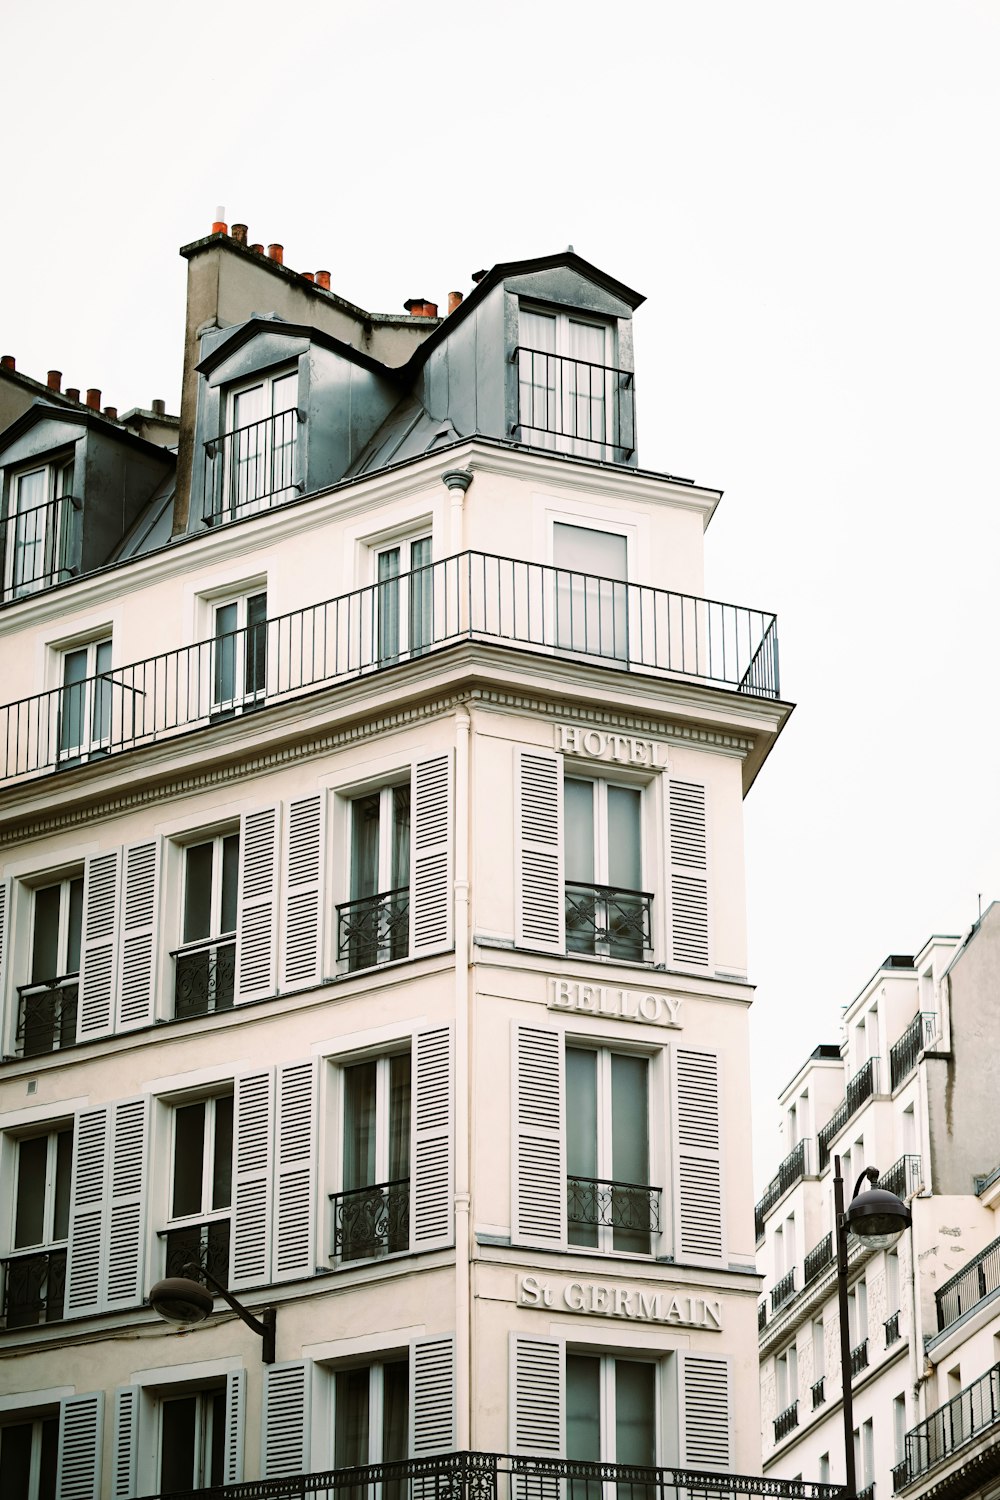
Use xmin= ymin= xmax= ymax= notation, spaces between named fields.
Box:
xmin=106 ymin=1098 xmax=149 ymax=1308
xmin=231 ymin=1069 xmax=274 ymax=1289
xmin=410 ymin=752 xmax=453 ymax=959
xmin=680 ymin=1354 xmax=731 ymax=1470
xmin=56 ymin=1391 xmax=104 ymax=1500
xmin=515 ymin=748 xmax=564 ymax=951
xmin=262 ymin=1361 xmax=311 ymax=1477
xmin=674 ymin=1047 xmax=725 ymax=1263
xmin=0 ymin=879 xmax=10 ymax=1047
xmin=668 ymin=781 xmax=710 ymax=969
xmin=116 ymin=841 xmax=159 ymax=1030
xmin=224 ymin=1368 xmax=246 ymax=1483
xmin=66 ymin=1107 xmax=108 ymax=1317
xmin=273 ymin=1059 xmax=317 ymax=1282
xmin=281 ymin=793 xmax=326 ymax=990
xmin=112 ymin=1386 xmax=139 ymax=1500
xmin=511 ymin=1022 xmax=565 ymax=1247
xmin=78 ymin=849 xmax=120 ymax=1040
xmin=508 ymin=1333 xmax=564 ymax=1455
xmin=235 ymin=804 xmax=280 ymax=1003
xmin=412 ymin=1026 xmax=453 ymax=1251
xmin=410 ymin=1336 xmax=456 ymax=1455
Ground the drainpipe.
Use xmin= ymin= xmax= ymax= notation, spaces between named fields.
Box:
xmin=442 ymin=468 xmax=473 ymax=557
xmin=454 ymin=705 xmax=472 ymax=1447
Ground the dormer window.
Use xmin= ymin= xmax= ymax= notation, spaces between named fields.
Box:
xmin=2 ymin=457 xmax=78 ymax=602
xmin=207 ymin=369 xmax=299 ymax=524
xmin=517 ymin=306 xmax=622 ymax=458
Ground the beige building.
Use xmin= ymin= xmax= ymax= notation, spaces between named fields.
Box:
xmin=0 ymin=219 xmax=797 ymax=1499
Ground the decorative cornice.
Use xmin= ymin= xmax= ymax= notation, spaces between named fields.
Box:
xmin=465 ymin=686 xmax=755 ymax=754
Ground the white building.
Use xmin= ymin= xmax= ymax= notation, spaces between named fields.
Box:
xmin=758 ymin=906 xmax=1000 ymax=1500
xmin=0 ymin=217 xmax=799 ymax=1500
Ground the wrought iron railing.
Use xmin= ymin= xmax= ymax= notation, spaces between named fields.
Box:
xmin=0 ymin=1247 xmax=67 ymax=1328
xmin=1 ymin=493 xmax=82 ymax=602
xmin=857 ymin=1484 xmax=875 ymax=1500
xmin=818 ymin=1057 xmax=880 ymax=1169
xmin=515 ymin=347 xmax=636 ymax=456
xmin=331 ymin=1180 xmax=410 ymax=1262
xmin=14 ymin=977 xmax=79 ymax=1058
xmin=172 ymin=937 xmax=236 ymax=1017
xmin=0 ymin=552 xmax=780 ymax=784
xmin=890 ymin=1012 xmax=937 ymax=1091
xmin=774 ymin=1401 xmax=799 ymax=1442
xmin=851 ymin=1340 xmax=869 ymax=1378
xmin=885 ymin=1310 xmax=901 ymax=1346
xmin=804 ymin=1232 xmax=834 ymax=1286
xmin=159 ymin=1219 xmax=231 ymax=1286
xmin=203 ymin=408 xmax=302 ymax=524
xmin=755 ymin=1138 xmax=809 ymax=1241
xmin=565 ymin=882 xmax=653 ymax=962
xmin=566 ymin=1176 xmax=661 ymax=1237
xmin=337 ymin=889 xmax=410 ymax=972
xmin=936 ymin=1233 xmax=1000 ymax=1332
xmin=975 ymin=1163 xmax=1000 ymax=1196
xmin=812 ymin=1377 xmax=825 ymax=1409
xmin=771 ymin=1268 xmax=796 ymax=1314
xmin=894 ymin=1361 xmax=1000 ymax=1491
xmin=758 ymin=1302 xmax=767 ymax=1333
xmin=878 ymin=1155 xmax=921 ymax=1204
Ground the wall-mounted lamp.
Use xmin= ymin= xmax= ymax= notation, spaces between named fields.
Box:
xmin=148 ymin=1262 xmax=277 ymax=1364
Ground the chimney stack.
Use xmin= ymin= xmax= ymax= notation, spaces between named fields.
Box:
xmin=447 ymin=291 xmax=464 ymax=315
xmin=47 ymin=370 xmax=62 ymax=392
xmin=212 ymin=205 xmax=227 ymax=235
xmin=86 ymin=388 xmax=101 ymax=411
xmin=404 ymin=298 xmax=438 ymax=318
xmin=66 ymin=387 xmax=80 ymax=403
xmin=152 ymin=398 xmax=166 ymax=416
xmin=231 ymin=223 xmax=248 ymax=246
xmin=0 ymin=355 xmax=15 ymax=370
xmin=316 ymin=270 xmax=331 ymax=290
xmin=267 ymin=243 xmax=284 ymax=265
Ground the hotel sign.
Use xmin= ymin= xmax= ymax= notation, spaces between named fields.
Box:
xmin=556 ymin=724 xmax=667 ymax=768
xmin=518 ymin=1274 xmax=722 ymax=1331
xmin=548 ymin=978 xmax=682 ymax=1029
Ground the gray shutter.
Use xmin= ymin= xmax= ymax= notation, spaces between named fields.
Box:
xmin=78 ymin=849 xmax=120 ymax=1041
xmin=262 ymin=1361 xmax=311 ymax=1477
xmin=409 ymin=752 xmax=453 ymax=959
xmin=680 ymin=1354 xmax=731 ymax=1469
xmin=112 ymin=1386 xmax=139 ymax=1500
xmin=411 ymin=1025 xmax=454 ymax=1252
xmin=56 ymin=1391 xmax=104 ymax=1500
xmin=224 ymin=1368 xmax=246 ymax=1483
xmin=281 ymin=792 xmax=326 ymax=990
xmin=511 ymin=1022 xmax=565 ymax=1247
xmin=515 ymin=748 xmax=564 ymax=951
xmin=410 ymin=1336 xmax=456 ymax=1456
xmin=116 ymin=840 xmax=160 ymax=1030
xmin=674 ymin=1047 xmax=724 ymax=1262
xmin=66 ymin=1107 xmax=108 ymax=1317
xmin=235 ymin=804 xmax=280 ymax=1003
xmin=669 ymin=780 xmax=710 ymax=968
xmin=231 ymin=1069 xmax=274 ymax=1289
xmin=508 ymin=1333 xmax=564 ymax=1456
xmin=273 ymin=1059 xmax=318 ymax=1282
xmin=106 ymin=1098 xmax=149 ymax=1308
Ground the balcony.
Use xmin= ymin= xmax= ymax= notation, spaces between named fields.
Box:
xmin=889 ymin=1012 xmax=937 ymax=1091
xmin=771 ymin=1268 xmax=796 ymax=1314
xmin=858 ymin=1486 xmax=875 ymax=1500
xmin=885 ymin=1310 xmax=901 ymax=1347
xmin=0 ymin=552 xmax=781 ymax=785
xmin=878 ymin=1154 xmax=921 ymax=1204
xmin=755 ymin=1138 xmax=809 ymax=1242
xmin=203 ymin=408 xmax=302 ymax=525
xmin=0 ymin=1247 xmax=66 ymax=1328
xmin=565 ymin=882 xmax=653 ymax=963
xmin=758 ymin=1302 xmax=768 ymax=1333
xmin=804 ymin=1232 xmax=834 ymax=1286
xmin=337 ymin=888 xmax=410 ymax=973
xmin=850 ymin=1339 xmax=869 ymax=1378
xmin=159 ymin=1219 xmax=231 ymax=1286
xmin=935 ymin=1232 xmax=1000 ymax=1332
xmin=774 ymin=1401 xmax=799 ymax=1442
xmin=567 ymin=1175 xmax=661 ymax=1253
xmin=515 ymin=347 xmax=636 ymax=459
xmin=1 ymin=492 xmax=82 ymax=602
xmin=817 ymin=1057 xmax=880 ymax=1170
xmin=172 ymin=937 xmax=236 ymax=1017
xmin=14 ymin=977 xmax=78 ymax=1058
xmin=330 ymin=1180 xmax=410 ymax=1262
xmin=894 ymin=1361 xmax=1000 ymax=1491
xmin=812 ymin=1377 xmax=826 ymax=1409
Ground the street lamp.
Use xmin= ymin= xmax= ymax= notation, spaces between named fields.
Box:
xmin=148 ymin=1262 xmax=277 ymax=1364
xmin=834 ymin=1157 xmax=911 ymax=1500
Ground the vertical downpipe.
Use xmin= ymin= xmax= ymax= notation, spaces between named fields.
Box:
xmin=442 ymin=468 xmax=473 ymax=559
xmin=454 ymin=705 xmax=472 ymax=1447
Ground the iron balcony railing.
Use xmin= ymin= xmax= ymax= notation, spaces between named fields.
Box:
xmin=0 ymin=552 xmax=780 ymax=784
xmin=566 ymin=1176 xmax=661 ymax=1242
xmin=337 ymin=888 xmax=410 ymax=973
xmin=936 ymin=1233 xmax=1000 ymax=1332
xmin=0 ymin=1246 xmax=66 ymax=1328
xmin=0 ymin=492 xmax=82 ymax=603
xmin=812 ymin=1377 xmax=826 ymax=1409
xmin=131 ymin=1448 xmax=848 ymax=1500
xmin=975 ymin=1163 xmax=1000 ymax=1195
xmin=14 ymin=976 xmax=79 ymax=1058
xmin=804 ymin=1232 xmax=834 ymax=1285
xmin=857 ymin=1485 xmax=875 ymax=1500
xmin=758 ymin=1302 xmax=767 ymax=1332
xmin=889 ymin=1012 xmax=937 ymax=1091
xmin=755 ymin=1138 xmax=810 ymax=1242
xmin=203 ymin=408 xmax=303 ymax=524
xmin=774 ymin=1401 xmax=799 ymax=1442
xmin=894 ymin=1361 xmax=1000 ymax=1491
xmin=159 ymin=1219 xmax=231 ymax=1287
xmin=878 ymin=1154 xmax=921 ymax=1205
xmin=514 ymin=347 xmax=636 ymax=457
xmin=330 ymin=1180 xmax=410 ymax=1263
xmin=817 ymin=1057 xmax=880 ymax=1170
xmin=565 ymin=883 xmax=653 ymax=963
xmin=771 ymin=1268 xmax=796 ymax=1314
xmin=885 ymin=1310 xmax=901 ymax=1347
xmin=172 ymin=936 xmax=236 ymax=1018
xmin=851 ymin=1339 xmax=869 ymax=1378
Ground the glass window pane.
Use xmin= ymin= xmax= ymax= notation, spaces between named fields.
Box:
xmin=14 ymin=1136 xmax=47 ymax=1248
xmin=53 ymin=1129 xmax=73 ymax=1241
xmin=335 ymin=1367 xmax=370 ymax=1468
xmin=611 ymin=1055 xmax=648 ymax=1185
xmin=382 ymin=1359 xmax=408 ymax=1463
xmin=554 ymin=523 xmax=627 ymax=582
xmin=0 ymin=1421 xmax=33 ymax=1500
xmin=388 ymin=1054 xmax=411 ymax=1182
xmin=66 ymin=877 xmax=84 ymax=974
xmin=31 ymin=885 xmax=61 ymax=983
xmin=391 ymin=785 xmax=411 ymax=892
xmin=172 ymin=1102 xmax=206 ymax=1218
xmin=92 ymin=639 xmax=113 ymax=744
xmin=212 ymin=1095 xmax=234 ymax=1211
xmin=183 ymin=842 xmax=214 ymax=944
xmin=39 ymin=1417 xmax=58 ymax=1500
xmin=607 ymin=786 xmax=641 ymax=891
xmin=378 ymin=549 xmax=401 ymax=661
xmin=214 ymin=603 xmax=237 ymax=705
xmin=245 ymin=592 xmax=267 ymax=695
xmin=566 ymin=1354 xmax=601 ymax=1462
xmin=220 ymin=835 xmax=240 ymax=935
xmin=615 ymin=1360 xmax=656 ymax=1467
xmin=566 ymin=1049 xmax=598 ymax=1178
xmin=160 ymin=1396 xmax=197 ymax=1492
xmin=343 ymin=1062 xmax=377 ymax=1191
xmin=564 ymin=780 xmax=595 ymax=884
xmin=271 ymin=374 xmax=298 ymax=413
xmin=208 ymin=1389 xmax=226 ymax=1485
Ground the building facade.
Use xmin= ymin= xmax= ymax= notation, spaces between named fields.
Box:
xmin=758 ymin=909 xmax=1000 ymax=1500
xmin=0 ymin=220 xmax=799 ymax=1500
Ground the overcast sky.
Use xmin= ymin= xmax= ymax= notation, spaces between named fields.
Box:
xmin=3 ymin=1 xmax=998 ymax=1184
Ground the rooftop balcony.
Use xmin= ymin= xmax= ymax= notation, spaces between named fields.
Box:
xmin=755 ymin=1138 xmax=810 ymax=1242
xmin=935 ymin=1232 xmax=1000 ymax=1333
xmin=817 ymin=1057 xmax=880 ymax=1170
xmin=893 ymin=1361 xmax=1000 ymax=1493
xmin=0 ymin=551 xmax=780 ymax=786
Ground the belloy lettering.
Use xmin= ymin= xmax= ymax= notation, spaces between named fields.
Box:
xmin=547 ymin=978 xmax=682 ymax=1029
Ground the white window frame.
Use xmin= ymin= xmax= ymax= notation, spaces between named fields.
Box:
xmin=0 ymin=1409 xmax=60 ymax=1499
xmin=162 ymin=1092 xmax=233 ymax=1279
xmin=517 ymin=303 xmax=617 ymax=455
xmin=219 ymin=366 xmax=300 ymax=519
xmin=211 ymin=588 xmax=268 ymax=715
xmin=3 ymin=1122 xmax=73 ymax=1332
xmin=370 ymin=531 xmax=433 ymax=665
xmin=3 ymin=455 xmax=76 ymax=601
xmin=333 ymin=1047 xmax=411 ymax=1265
xmin=174 ymin=830 xmax=239 ymax=1018
xmin=566 ymin=1042 xmax=658 ymax=1257
xmin=565 ymin=1350 xmax=660 ymax=1465
xmin=563 ymin=772 xmax=650 ymax=962
xmin=155 ymin=1381 xmax=228 ymax=1490
xmin=332 ymin=1355 xmax=410 ymax=1467
xmin=55 ymin=634 xmax=113 ymax=763
xmin=341 ymin=781 xmax=412 ymax=972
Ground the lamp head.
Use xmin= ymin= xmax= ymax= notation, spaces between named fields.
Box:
xmin=847 ymin=1184 xmax=911 ymax=1248
xmin=148 ymin=1276 xmax=214 ymax=1325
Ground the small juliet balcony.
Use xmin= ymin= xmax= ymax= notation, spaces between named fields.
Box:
xmin=0 ymin=1246 xmax=67 ymax=1328
xmin=755 ymin=1138 xmax=810 ymax=1242
xmin=889 ymin=1012 xmax=937 ymax=1091
xmin=771 ymin=1268 xmax=796 ymax=1315
xmin=337 ymin=888 xmax=410 ymax=973
xmin=159 ymin=1218 xmax=231 ymax=1288
xmin=331 ymin=1179 xmax=410 ymax=1263
xmin=514 ymin=347 xmax=636 ymax=460
xmin=203 ymin=408 xmax=303 ymax=525
xmin=565 ymin=882 xmax=653 ymax=964
xmin=850 ymin=1339 xmax=869 ymax=1378
xmin=14 ymin=976 xmax=79 ymax=1058
xmin=172 ymin=936 xmax=236 ymax=1018
xmin=567 ymin=1174 xmax=661 ymax=1254
xmin=804 ymin=1231 xmax=834 ymax=1286
xmin=774 ymin=1401 xmax=799 ymax=1443
xmin=894 ymin=1361 xmax=1000 ymax=1492
xmin=817 ymin=1057 xmax=880 ymax=1170
xmin=1 ymin=492 xmax=82 ymax=603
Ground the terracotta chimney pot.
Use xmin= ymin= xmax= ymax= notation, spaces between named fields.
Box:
xmin=212 ymin=204 xmax=227 ymax=234
xmin=447 ymin=291 xmax=463 ymax=315
xmin=103 ymin=406 xmax=118 ymax=421
xmin=86 ymin=388 xmax=101 ymax=411
xmin=66 ymin=387 xmax=80 ymax=403
xmin=267 ymin=244 xmax=284 ymax=265
xmin=47 ymin=369 xmax=62 ymax=391
xmin=0 ymin=355 xmax=15 ymax=370
xmin=316 ymin=270 xmax=331 ymax=290
xmin=231 ymin=223 xmax=248 ymax=245
xmin=250 ymin=243 xmax=264 ymax=255
xmin=152 ymin=398 xmax=166 ymax=415
xmin=302 ymin=272 xmax=315 ymax=283
xmin=404 ymin=298 xmax=438 ymax=318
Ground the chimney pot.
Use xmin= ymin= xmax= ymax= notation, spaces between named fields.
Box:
xmin=302 ymin=272 xmax=315 ymax=283
xmin=103 ymin=406 xmax=118 ymax=421
xmin=316 ymin=270 xmax=331 ymax=290
xmin=66 ymin=387 xmax=80 ymax=403
xmin=267 ymin=243 xmax=284 ymax=265
xmin=0 ymin=355 xmax=15 ymax=370
xmin=471 ymin=269 xmax=488 ymax=283
xmin=152 ymin=398 xmax=166 ymax=415
xmin=404 ymin=298 xmax=438 ymax=318
xmin=212 ymin=205 xmax=227 ymax=234
xmin=447 ymin=291 xmax=464 ymax=315
xmin=250 ymin=243 xmax=264 ymax=255
xmin=86 ymin=388 xmax=101 ymax=411
xmin=231 ymin=223 xmax=248 ymax=246
xmin=47 ymin=369 xmax=62 ymax=392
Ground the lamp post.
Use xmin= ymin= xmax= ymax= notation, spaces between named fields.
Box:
xmin=834 ymin=1157 xmax=911 ymax=1500
xmin=148 ymin=1262 xmax=277 ymax=1364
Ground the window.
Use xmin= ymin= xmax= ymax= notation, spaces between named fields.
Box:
xmin=3 ymin=457 xmax=76 ymax=601
xmin=161 ymin=1094 xmax=233 ymax=1286
xmin=57 ymin=637 xmax=112 ymax=761
xmin=518 ymin=308 xmax=618 ymax=455
xmin=158 ymin=1385 xmax=227 ymax=1492
xmin=893 ymin=1394 xmax=907 ymax=1464
xmin=217 ymin=370 xmax=298 ymax=520
xmin=333 ymin=1053 xmax=411 ymax=1262
xmin=0 ymin=1415 xmax=58 ymax=1500
xmin=374 ymin=535 xmax=433 ymax=664
xmin=566 ymin=1353 xmax=656 ymax=1467
xmin=553 ymin=522 xmax=628 ymax=660
xmin=564 ymin=776 xmax=649 ymax=961
xmin=339 ymin=784 xmax=411 ymax=972
xmin=174 ymin=834 xmax=239 ymax=1016
xmin=776 ymin=1345 xmax=798 ymax=1411
xmin=566 ymin=1046 xmax=655 ymax=1254
xmin=335 ymin=1359 xmax=409 ymax=1471
xmin=16 ymin=876 xmax=82 ymax=1057
xmin=212 ymin=590 xmax=267 ymax=714
xmin=3 ymin=1127 xmax=72 ymax=1328
xmin=818 ymin=1454 xmax=831 ymax=1485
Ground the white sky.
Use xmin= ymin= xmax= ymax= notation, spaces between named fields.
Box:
xmin=3 ymin=1 xmax=999 ymax=1185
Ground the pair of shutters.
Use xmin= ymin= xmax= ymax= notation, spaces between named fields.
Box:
xmin=514 ymin=747 xmax=710 ymax=969
xmin=510 ymin=1022 xmax=725 ymax=1263
xmin=65 ymin=1098 xmax=149 ymax=1318
xmin=508 ymin=1334 xmax=731 ymax=1471
xmin=111 ymin=1370 xmax=245 ymax=1499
